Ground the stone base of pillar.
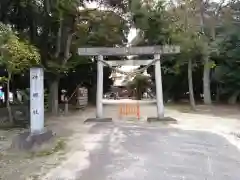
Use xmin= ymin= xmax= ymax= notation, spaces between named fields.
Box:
xmin=84 ymin=118 xmax=113 ymax=123
xmin=147 ymin=117 xmax=177 ymax=123
xmin=11 ymin=129 xmax=54 ymax=150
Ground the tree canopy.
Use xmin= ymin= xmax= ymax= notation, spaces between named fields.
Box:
xmin=1 ymin=0 xmax=240 ymax=116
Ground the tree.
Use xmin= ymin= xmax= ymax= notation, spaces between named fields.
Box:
xmin=0 ymin=22 xmax=40 ymax=123
xmin=0 ymin=0 xmax=130 ymax=115
xmin=197 ymin=0 xmax=234 ymax=105
xmin=65 ymin=8 xmax=128 ymax=103
xmin=2 ymin=0 xmax=240 ymax=109
xmin=0 ymin=0 xmax=150 ymax=110
xmin=212 ymin=24 xmax=240 ymax=104
xmin=132 ymin=0 xmax=240 ymax=105
xmin=129 ymin=0 xmax=179 ymax=102
xmin=168 ymin=0 xmax=205 ymax=109
xmin=130 ymin=0 xmax=171 ymax=46
xmin=127 ymin=74 xmax=151 ymax=100
xmin=166 ymin=0 xmax=235 ymax=105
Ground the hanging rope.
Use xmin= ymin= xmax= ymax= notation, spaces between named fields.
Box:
xmin=98 ymin=58 xmax=159 ymax=77
xmin=64 ymin=59 xmax=159 ymax=103
xmin=66 ymin=84 xmax=81 ymax=102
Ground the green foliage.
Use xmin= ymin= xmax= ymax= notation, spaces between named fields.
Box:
xmin=0 ymin=22 xmax=40 ymax=74
xmin=30 ymin=139 xmax=66 ymax=157
xmin=44 ymin=89 xmax=49 ymax=110
xmin=2 ymin=0 xmax=240 ymax=105
xmin=75 ymin=9 xmax=128 ymax=47
xmin=212 ymin=26 xmax=240 ymax=97
xmin=0 ymin=22 xmax=40 ymax=123
xmin=131 ymin=0 xmax=171 ymax=45
xmin=0 ymin=76 xmax=7 ymax=83
xmin=127 ymin=74 xmax=151 ymax=100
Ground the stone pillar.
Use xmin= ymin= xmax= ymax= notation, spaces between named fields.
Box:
xmin=154 ymin=54 xmax=164 ymax=118
xmin=96 ymin=55 xmax=104 ymax=118
xmin=11 ymin=68 xmax=53 ymax=150
xmin=30 ymin=67 xmax=44 ymax=134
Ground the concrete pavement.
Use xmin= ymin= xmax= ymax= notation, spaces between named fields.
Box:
xmin=44 ymin=121 xmax=240 ymax=180
xmin=78 ymin=122 xmax=240 ymax=180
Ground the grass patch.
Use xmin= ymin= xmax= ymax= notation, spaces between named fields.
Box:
xmin=0 ymin=122 xmax=16 ymax=130
xmin=31 ymin=139 xmax=66 ymax=157
xmin=28 ymin=174 xmax=40 ymax=180
xmin=166 ymin=103 xmax=194 ymax=113
xmin=0 ymin=152 xmax=3 ymax=159
xmin=0 ymin=122 xmax=26 ymax=130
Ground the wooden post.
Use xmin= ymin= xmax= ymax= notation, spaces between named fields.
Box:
xmin=64 ymin=97 xmax=68 ymax=115
xmin=137 ymin=102 xmax=140 ymax=120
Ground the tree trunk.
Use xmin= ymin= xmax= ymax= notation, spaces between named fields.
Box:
xmin=198 ymin=0 xmax=212 ymax=105
xmin=188 ymin=59 xmax=196 ymax=110
xmin=7 ymin=72 xmax=13 ymax=124
xmin=89 ymin=85 xmax=96 ymax=104
xmin=203 ymin=57 xmax=212 ymax=104
xmin=228 ymin=91 xmax=240 ymax=105
xmin=3 ymin=84 xmax=8 ymax=106
xmin=49 ymin=77 xmax=59 ymax=116
xmin=136 ymin=89 xmax=141 ymax=100
xmin=216 ymin=84 xmax=220 ymax=102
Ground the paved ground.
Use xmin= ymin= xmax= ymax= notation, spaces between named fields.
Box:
xmin=44 ymin=121 xmax=240 ymax=180
xmin=0 ymin=109 xmax=94 ymax=180
xmin=2 ymin=104 xmax=240 ymax=179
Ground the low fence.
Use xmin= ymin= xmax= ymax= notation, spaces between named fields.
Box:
xmin=118 ymin=103 xmax=140 ymax=120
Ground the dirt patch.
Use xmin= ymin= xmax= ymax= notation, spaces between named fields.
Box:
xmin=0 ymin=107 xmax=95 ymax=180
xmin=166 ymin=103 xmax=240 ymax=120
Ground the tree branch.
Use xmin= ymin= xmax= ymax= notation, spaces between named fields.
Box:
xmin=44 ymin=0 xmax=51 ymax=17
xmin=62 ymin=33 xmax=73 ymax=65
xmin=54 ymin=18 xmax=62 ymax=58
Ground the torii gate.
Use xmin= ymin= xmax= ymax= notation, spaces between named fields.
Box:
xmin=78 ymin=46 xmax=180 ymax=122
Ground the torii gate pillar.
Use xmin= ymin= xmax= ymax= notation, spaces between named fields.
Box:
xmin=96 ymin=55 xmax=104 ymax=118
xmin=154 ymin=54 xmax=164 ymax=118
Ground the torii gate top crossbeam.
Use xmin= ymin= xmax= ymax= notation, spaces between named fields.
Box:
xmin=78 ymin=45 xmax=180 ymax=56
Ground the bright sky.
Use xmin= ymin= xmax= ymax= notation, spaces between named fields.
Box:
xmin=128 ymin=28 xmax=137 ymax=43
